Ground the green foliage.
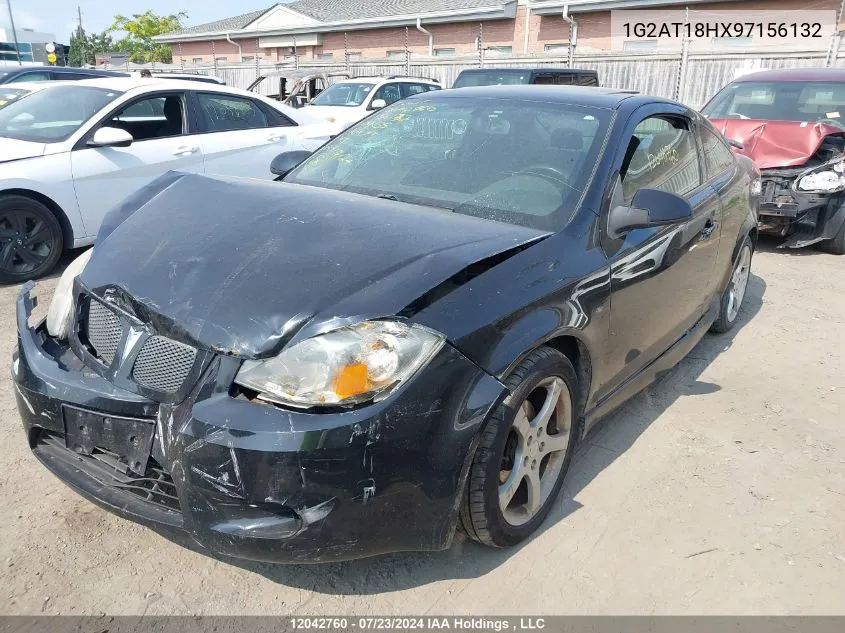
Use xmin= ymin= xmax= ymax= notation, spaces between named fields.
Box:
xmin=67 ymin=29 xmax=116 ymax=67
xmin=109 ymin=11 xmax=187 ymax=63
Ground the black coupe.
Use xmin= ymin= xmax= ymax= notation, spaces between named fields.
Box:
xmin=13 ymin=86 xmax=759 ymax=562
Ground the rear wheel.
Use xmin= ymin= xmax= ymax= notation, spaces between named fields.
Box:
xmin=711 ymin=236 xmax=753 ymax=333
xmin=0 ymin=196 xmax=63 ymax=284
xmin=460 ymin=347 xmax=580 ymax=547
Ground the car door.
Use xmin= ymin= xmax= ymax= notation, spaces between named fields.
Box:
xmin=699 ymin=120 xmax=753 ymax=277
xmin=193 ymin=91 xmax=295 ymax=180
xmin=602 ymin=106 xmax=722 ymax=392
xmin=71 ymin=90 xmax=204 ymax=237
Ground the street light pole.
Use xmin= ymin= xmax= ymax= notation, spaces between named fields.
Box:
xmin=4 ymin=0 xmax=22 ymax=65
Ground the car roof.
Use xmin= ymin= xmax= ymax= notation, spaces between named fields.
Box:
xmin=63 ymin=76 xmax=249 ymax=94
xmin=0 ymin=81 xmax=55 ymax=92
xmin=732 ymin=67 xmax=845 ymax=83
xmin=457 ymin=67 xmax=597 ymax=74
xmin=433 ymin=85 xmax=638 ymax=108
xmin=333 ymin=76 xmax=439 ymax=85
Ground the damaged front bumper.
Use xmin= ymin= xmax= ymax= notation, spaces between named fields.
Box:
xmin=757 ymin=169 xmax=845 ymax=248
xmin=12 ymin=283 xmax=507 ymax=563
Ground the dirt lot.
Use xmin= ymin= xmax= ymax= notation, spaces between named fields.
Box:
xmin=0 ymin=237 xmax=843 ymax=615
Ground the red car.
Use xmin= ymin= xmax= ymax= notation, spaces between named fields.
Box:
xmin=703 ymin=68 xmax=845 ymax=254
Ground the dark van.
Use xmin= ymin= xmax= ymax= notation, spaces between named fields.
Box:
xmin=452 ymin=68 xmax=599 ymax=89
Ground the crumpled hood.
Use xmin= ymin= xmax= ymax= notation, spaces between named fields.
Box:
xmin=81 ymin=172 xmax=547 ymax=358
xmin=0 ymin=137 xmax=46 ymax=164
xmin=709 ymin=118 xmax=845 ymax=169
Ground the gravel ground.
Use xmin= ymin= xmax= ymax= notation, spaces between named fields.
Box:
xmin=0 ymin=237 xmax=843 ymax=615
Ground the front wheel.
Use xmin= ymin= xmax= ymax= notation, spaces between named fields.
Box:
xmin=818 ymin=219 xmax=845 ymax=255
xmin=711 ymin=236 xmax=753 ymax=333
xmin=0 ymin=195 xmax=64 ymax=284
xmin=460 ymin=347 xmax=580 ymax=548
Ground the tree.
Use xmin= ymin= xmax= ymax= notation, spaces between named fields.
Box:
xmin=109 ymin=11 xmax=187 ymax=63
xmin=67 ymin=29 xmax=116 ymax=67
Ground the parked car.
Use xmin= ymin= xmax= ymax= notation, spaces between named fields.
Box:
xmin=247 ymin=70 xmax=351 ymax=107
xmin=0 ymin=77 xmax=341 ymax=283
xmin=14 ymin=86 xmax=758 ymax=563
xmin=703 ymin=67 xmax=845 ymax=254
xmin=0 ymin=82 xmax=52 ymax=109
xmin=304 ymin=75 xmax=441 ymax=126
xmin=0 ymin=65 xmax=128 ymax=84
xmin=453 ymin=68 xmax=599 ymax=89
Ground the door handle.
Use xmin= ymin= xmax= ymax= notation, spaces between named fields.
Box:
xmin=267 ymin=134 xmax=286 ymax=142
xmin=173 ymin=146 xmax=199 ymax=156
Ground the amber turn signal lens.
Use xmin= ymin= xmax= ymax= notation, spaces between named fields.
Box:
xmin=333 ymin=363 xmax=370 ymax=399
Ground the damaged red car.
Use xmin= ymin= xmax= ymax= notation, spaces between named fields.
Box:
xmin=704 ymin=68 xmax=845 ymax=254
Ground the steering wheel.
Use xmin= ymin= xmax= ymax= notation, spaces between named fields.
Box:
xmin=517 ymin=165 xmax=581 ymax=195
xmin=727 ymin=112 xmax=749 ymax=119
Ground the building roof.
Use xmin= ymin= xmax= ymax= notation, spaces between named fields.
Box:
xmin=168 ymin=7 xmax=272 ymax=37
xmin=287 ymin=0 xmax=507 ymax=21
xmin=157 ymin=0 xmax=514 ymax=41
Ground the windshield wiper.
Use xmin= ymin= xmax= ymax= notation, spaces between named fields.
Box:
xmin=377 ymin=194 xmax=399 ymax=201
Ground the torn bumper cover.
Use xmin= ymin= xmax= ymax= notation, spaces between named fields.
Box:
xmin=757 ymin=169 xmax=845 ymax=248
xmin=12 ymin=283 xmax=507 ymax=563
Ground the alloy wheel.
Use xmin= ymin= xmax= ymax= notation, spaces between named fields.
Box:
xmin=498 ymin=376 xmax=572 ymax=526
xmin=0 ymin=210 xmax=56 ymax=276
xmin=726 ymin=245 xmax=752 ymax=323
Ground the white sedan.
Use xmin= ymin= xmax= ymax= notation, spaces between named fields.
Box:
xmin=0 ymin=77 xmax=341 ymax=283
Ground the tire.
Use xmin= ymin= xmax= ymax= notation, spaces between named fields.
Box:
xmin=0 ymin=195 xmax=63 ymax=285
xmin=818 ymin=220 xmax=845 ymax=255
xmin=460 ymin=347 xmax=581 ymax=548
xmin=711 ymin=235 xmax=753 ymax=334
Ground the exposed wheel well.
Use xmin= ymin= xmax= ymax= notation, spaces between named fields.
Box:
xmin=0 ymin=189 xmax=73 ymax=250
xmin=544 ymin=335 xmax=592 ymax=419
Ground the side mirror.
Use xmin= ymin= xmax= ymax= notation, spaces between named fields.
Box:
xmin=726 ymin=138 xmax=744 ymax=150
xmin=88 ymin=126 xmax=133 ymax=148
xmin=370 ymin=99 xmax=387 ymax=110
xmin=270 ymin=150 xmax=313 ymax=178
xmin=608 ymin=188 xmax=693 ymax=239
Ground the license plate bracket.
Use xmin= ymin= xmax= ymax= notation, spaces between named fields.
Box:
xmin=62 ymin=405 xmax=155 ymax=476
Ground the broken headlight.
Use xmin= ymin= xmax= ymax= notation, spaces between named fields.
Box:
xmin=234 ymin=320 xmax=445 ymax=408
xmin=46 ymin=248 xmax=93 ymax=339
xmin=795 ymin=158 xmax=845 ymax=193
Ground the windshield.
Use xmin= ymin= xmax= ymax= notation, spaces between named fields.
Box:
xmin=0 ymin=85 xmax=121 ymax=142
xmin=453 ymin=71 xmax=530 ymax=88
xmin=310 ymin=82 xmax=375 ymax=107
xmin=0 ymin=87 xmax=28 ymax=110
xmin=703 ymin=81 xmax=845 ymax=127
xmin=287 ymin=97 xmax=610 ymax=231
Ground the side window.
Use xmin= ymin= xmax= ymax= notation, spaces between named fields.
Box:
xmin=372 ymin=83 xmax=402 ymax=106
xmin=197 ymin=93 xmax=269 ymax=132
xmin=621 ymin=116 xmax=701 ymax=201
xmin=8 ymin=71 xmax=51 ymax=83
xmin=554 ymin=74 xmax=578 ymax=85
xmin=700 ymin=125 xmax=737 ymax=178
xmin=533 ymin=73 xmax=556 ymax=85
xmin=405 ymin=83 xmax=431 ymax=97
xmin=108 ymin=94 xmax=184 ymax=141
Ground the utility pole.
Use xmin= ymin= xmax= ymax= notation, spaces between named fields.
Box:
xmin=75 ymin=5 xmax=87 ymax=66
xmin=5 ymin=0 xmax=22 ymax=65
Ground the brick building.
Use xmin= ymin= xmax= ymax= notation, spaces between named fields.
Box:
xmin=155 ymin=0 xmax=845 ymax=65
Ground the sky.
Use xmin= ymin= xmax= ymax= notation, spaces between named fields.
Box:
xmin=1 ymin=0 xmax=276 ymax=41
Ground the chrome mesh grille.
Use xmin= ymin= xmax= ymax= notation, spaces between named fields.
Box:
xmin=131 ymin=335 xmax=197 ymax=393
xmin=86 ymin=301 xmax=121 ymax=365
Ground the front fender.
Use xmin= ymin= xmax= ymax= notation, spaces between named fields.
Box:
xmin=0 ymin=153 xmax=86 ymax=242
